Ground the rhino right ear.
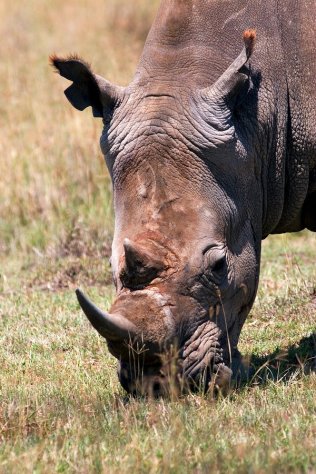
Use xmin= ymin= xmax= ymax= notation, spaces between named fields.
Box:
xmin=200 ymin=29 xmax=256 ymax=107
xmin=50 ymin=55 xmax=124 ymax=118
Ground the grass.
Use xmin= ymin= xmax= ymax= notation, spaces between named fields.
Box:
xmin=0 ymin=1 xmax=315 ymax=473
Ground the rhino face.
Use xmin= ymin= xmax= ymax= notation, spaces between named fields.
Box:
xmin=52 ymin=30 xmax=259 ymax=395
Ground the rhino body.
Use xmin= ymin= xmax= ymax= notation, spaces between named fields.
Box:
xmin=53 ymin=0 xmax=316 ymax=395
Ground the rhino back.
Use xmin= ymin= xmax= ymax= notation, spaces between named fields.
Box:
xmin=275 ymin=0 xmax=316 ymax=231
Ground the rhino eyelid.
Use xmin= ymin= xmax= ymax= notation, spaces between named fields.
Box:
xmin=202 ymin=244 xmax=218 ymax=255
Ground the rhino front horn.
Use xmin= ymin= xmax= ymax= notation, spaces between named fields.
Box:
xmin=76 ymin=289 xmax=136 ymax=341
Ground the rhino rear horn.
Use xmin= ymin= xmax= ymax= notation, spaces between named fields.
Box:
xmin=50 ymin=55 xmax=124 ymax=117
xmin=121 ymin=238 xmax=166 ymax=288
xmin=76 ymin=289 xmax=136 ymax=341
xmin=123 ymin=239 xmax=156 ymax=272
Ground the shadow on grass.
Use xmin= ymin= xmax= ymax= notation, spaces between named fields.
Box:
xmin=235 ymin=333 xmax=316 ymax=388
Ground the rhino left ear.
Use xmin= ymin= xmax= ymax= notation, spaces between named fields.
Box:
xmin=201 ymin=29 xmax=256 ymax=106
xmin=50 ymin=55 xmax=124 ymax=118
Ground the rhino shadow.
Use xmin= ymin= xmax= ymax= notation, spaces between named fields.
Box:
xmin=233 ymin=333 xmax=316 ymax=389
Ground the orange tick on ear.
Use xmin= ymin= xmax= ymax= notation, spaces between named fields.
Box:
xmin=243 ymin=28 xmax=257 ymax=58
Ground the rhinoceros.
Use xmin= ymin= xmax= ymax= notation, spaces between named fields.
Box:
xmin=52 ymin=0 xmax=316 ymax=395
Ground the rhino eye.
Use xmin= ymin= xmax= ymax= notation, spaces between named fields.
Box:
xmin=211 ymin=255 xmax=226 ymax=273
xmin=203 ymin=246 xmax=227 ymax=284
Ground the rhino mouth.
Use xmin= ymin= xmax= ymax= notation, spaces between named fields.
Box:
xmin=77 ymin=289 xmax=233 ymax=396
xmin=117 ymin=339 xmax=232 ymax=397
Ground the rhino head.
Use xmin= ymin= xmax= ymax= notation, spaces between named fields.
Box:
xmin=52 ymin=26 xmax=259 ymax=395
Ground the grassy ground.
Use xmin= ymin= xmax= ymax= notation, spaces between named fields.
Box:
xmin=0 ymin=1 xmax=315 ymax=473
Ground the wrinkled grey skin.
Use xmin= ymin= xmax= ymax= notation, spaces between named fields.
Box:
xmin=52 ymin=0 xmax=316 ymax=396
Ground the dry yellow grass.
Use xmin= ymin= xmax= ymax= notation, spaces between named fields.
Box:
xmin=0 ymin=0 xmax=159 ymax=255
